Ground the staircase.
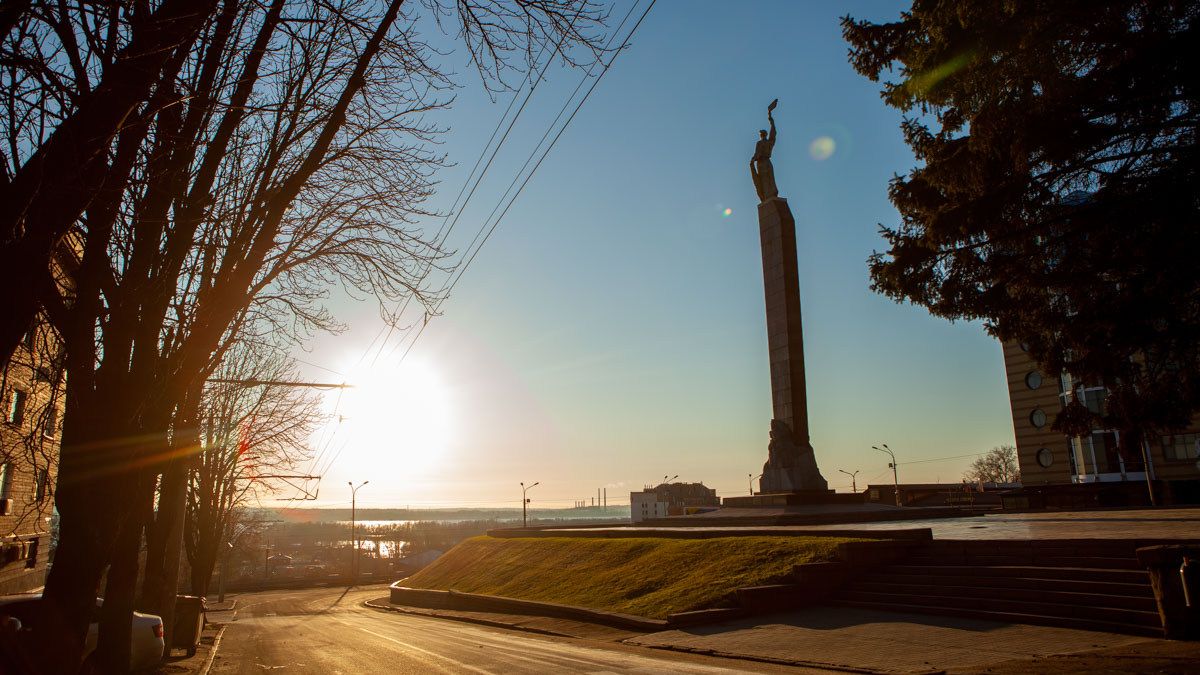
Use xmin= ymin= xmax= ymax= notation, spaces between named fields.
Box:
xmin=834 ymin=540 xmax=1164 ymax=636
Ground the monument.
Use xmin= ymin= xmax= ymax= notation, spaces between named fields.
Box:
xmin=750 ymin=100 xmax=829 ymax=496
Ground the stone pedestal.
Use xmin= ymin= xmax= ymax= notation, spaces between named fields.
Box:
xmin=757 ymin=197 xmax=827 ymax=493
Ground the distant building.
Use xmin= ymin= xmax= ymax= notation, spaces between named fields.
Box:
xmin=629 ymin=482 xmax=719 ymax=523
xmin=1 ymin=321 xmax=62 ymax=594
xmin=629 ymin=492 xmax=668 ymax=523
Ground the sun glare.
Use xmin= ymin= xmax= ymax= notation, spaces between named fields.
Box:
xmin=330 ymin=357 xmax=452 ymax=473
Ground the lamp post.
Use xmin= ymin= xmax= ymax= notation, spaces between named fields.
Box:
xmin=872 ymin=444 xmax=899 ymax=506
xmin=748 ymin=473 xmax=763 ymax=495
xmin=348 ymin=480 xmax=369 ymax=584
xmin=521 ymin=481 xmax=539 ymax=527
xmin=838 ymin=469 xmax=860 ymax=493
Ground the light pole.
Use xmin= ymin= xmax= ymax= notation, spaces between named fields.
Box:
xmin=872 ymin=444 xmax=899 ymax=506
xmin=838 ymin=469 xmax=860 ymax=493
xmin=521 ymin=481 xmax=539 ymax=527
xmin=748 ymin=473 xmax=763 ymax=495
xmin=349 ymin=480 xmax=369 ymax=584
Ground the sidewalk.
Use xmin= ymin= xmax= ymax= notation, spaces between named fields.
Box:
xmin=625 ymin=605 xmax=1186 ymax=674
xmin=150 ymin=598 xmax=236 ymax=674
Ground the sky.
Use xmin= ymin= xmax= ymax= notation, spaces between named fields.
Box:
xmin=280 ymin=0 xmax=1018 ymax=510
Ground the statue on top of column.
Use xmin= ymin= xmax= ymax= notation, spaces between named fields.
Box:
xmin=750 ymin=99 xmax=779 ymax=203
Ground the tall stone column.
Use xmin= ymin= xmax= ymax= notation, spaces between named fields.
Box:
xmin=757 ymin=197 xmax=827 ymax=493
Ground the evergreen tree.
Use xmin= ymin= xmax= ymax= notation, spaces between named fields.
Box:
xmin=843 ymin=1 xmax=1200 ymax=463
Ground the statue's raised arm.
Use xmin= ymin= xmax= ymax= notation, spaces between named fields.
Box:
xmin=750 ymin=99 xmax=780 ymax=202
xmin=767 ymin=98 xmax=777 ymax=147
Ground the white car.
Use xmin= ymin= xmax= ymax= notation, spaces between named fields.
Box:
xmin=0 ymin=593 xmax=165 ymax=671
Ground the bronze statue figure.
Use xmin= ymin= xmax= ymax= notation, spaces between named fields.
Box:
xmin=750 ymin=99 xmax=778 ymax=202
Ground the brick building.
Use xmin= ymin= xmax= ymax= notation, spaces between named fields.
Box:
xmin=0 ymin=320 xmax=61 ymax=595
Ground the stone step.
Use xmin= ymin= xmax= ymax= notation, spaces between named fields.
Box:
xmin=840 ymin=590 xmax=1163 ymax=628
xmin=883 ymin=565 xmax=1150 ymax=584
xmin=903 ymin=555 xmax=1142 ymax=569
xmin=850 ymin=581 xmax=1159 ymax=611
xmin=834 ymin=599 xmax=1164 ymax=638
xmin=863 ymin=571 xmax=1155 ymax=598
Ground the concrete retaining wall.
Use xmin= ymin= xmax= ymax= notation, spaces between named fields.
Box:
xmin=487 ymin=526 xmax=933 ymax=541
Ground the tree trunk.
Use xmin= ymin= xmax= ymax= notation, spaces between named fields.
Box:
xmin=38 ymin=506 xmax=112 ymax=672
xmin=145 ymin=457 xmax=188 ymax=651
xmin=97 ymin=508 xmax=144 ymax=673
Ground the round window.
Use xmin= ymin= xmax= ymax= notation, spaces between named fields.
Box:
xmin=1036 ymin=448 xmax=1053 ymax=468
xmin=1030 ymin=409 xmax=1048 ymax=428
xmin=1025 ymin=371 xmax=1043 ymax=390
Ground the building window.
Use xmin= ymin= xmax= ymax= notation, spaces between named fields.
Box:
xmin=0 ymin=463 xmax=12 ymax=500
xmin=35 ymin=468 xmax=49 ymax=502
xmin=6 ymin=390 xmax=27 ymax=425
xmin=1079 ymin=388 xmax=1107 ymax=415
xmin=21 ymin=329 xmax=34 ymax=350
xmin=1025 ymin=371 xmax=1043 ymax=390
xmin=44 ymin=406 xmax=58 ymax=437
xmin=1036 ymin=448 xmax=1054 ymax=468
xmin=1030 ymin=408 xmax=1048 ymax=429
xmin=1161 ymin=434 xmax=1200 ymax=461
xmin=25 ymin=539 xmax=38 ymax=569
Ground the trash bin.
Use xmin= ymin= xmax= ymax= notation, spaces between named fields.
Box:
xmin=1136 ymin=545 xmax=1200 ymax=640
xmin=173 ymin=595 xmax=207 ymax=656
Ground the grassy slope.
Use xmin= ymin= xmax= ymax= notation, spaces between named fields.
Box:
xmin=403 ymin=535 xmax=853 ymax=619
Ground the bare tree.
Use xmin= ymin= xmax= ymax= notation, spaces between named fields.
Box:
xmin=184 ymin=346 xmax=321 ymax=598
xmin=963 ymin=445 xmax=1021 ymax=485
xmin=0 ymin=0 xmax=221 ymax=364
xmin=30 ymin=1 xmax=610 ymax=670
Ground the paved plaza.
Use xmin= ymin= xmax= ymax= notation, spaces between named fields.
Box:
xmin=578 ymin=506 xmax=1200 ymax=540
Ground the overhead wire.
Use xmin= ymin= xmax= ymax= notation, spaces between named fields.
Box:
xmin=295 ymin=25 xmax=579 ymax=489
xmin=381 ymin=0 xmax=657 ymax=367
xmin=276 ymin=0 xmax=658 ymax=502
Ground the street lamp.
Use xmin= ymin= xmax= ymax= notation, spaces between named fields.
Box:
xmin=872 ymin=444 xmax=899 ymax=506
xmin=838 ymin=469 xmax=860 ymax=493
xmin=748 ymin=473 xmax=763 ymax=495
xmin=349 ymin=480 xmax=369 ymax=584
xmin=521 ymin=481 xmax=539 ymax=528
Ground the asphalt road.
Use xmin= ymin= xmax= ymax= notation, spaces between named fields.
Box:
xmin=208 ymin=586 xmax=804 ymax=674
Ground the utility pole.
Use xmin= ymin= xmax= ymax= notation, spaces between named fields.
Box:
xmin=872 ymin=444 xmax=900 ymax=506
xmin=521 ymin=481 xmax=539 ymax=527
xmin=838 ymin=469 xmax=860 ymax=493
xmin=349 ymin=480 xmax=369 ymax=584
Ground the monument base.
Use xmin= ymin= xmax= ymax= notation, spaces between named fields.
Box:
xmin=760 ymin=450 xmax=827 ymax=493
xmin=722 ymin=490 xmax=861 ymax=508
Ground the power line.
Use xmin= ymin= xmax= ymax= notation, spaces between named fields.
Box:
xmin=382 ymin=0 xmax=657 ymax=368
xmin=373 ymin=1 xmax=646 ymax=367
xmin=365 ymin=38 xmax=564 ymax=369
xmin=898 ymin=451 xmax=989 ymax=466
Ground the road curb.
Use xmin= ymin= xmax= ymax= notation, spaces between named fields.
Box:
xmin=362 ymin=598 xmax=574 ymax=637
xmin=198 ymin=624 xmax=226 ymax=675
xmin=636 ymin=642 xmax=939 ymax=675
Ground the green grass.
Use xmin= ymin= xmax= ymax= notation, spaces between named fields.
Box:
xmin=403 ymin=535 xmax=854 ymax=619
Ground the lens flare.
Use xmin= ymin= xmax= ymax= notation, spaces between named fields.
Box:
xmin=809 ymin=136 xmax=836 ymax=161
xmin=723 ymin=207 xmax=733 ymax=217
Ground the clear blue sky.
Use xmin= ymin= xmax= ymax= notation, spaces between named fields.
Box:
xmin=289 ymin=0 xmax=1017 ymax=510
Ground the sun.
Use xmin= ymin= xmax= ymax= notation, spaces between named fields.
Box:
xmin=331 ymin=356 xmax=452 ymax=473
